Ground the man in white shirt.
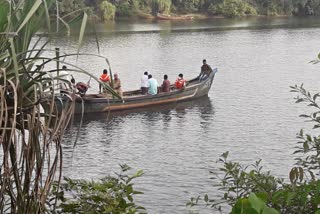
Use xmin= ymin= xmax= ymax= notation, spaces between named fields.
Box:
xmin=141 ymin=71 xmax=149 ymax=94
xmin=59 ymin=65 xmax=72 ymax=94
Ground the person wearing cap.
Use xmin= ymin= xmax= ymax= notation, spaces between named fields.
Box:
xmin=199 ymin=59 xmax=213 ymax=81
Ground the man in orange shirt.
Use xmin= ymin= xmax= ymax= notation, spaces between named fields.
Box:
xmin=99 ymin=69 xmax=110 ymax=93
xmin=175 ymin=73 xmax=186 ymax=89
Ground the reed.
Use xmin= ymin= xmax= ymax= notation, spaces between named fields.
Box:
xmin=0 ymin=0 xmax=116 ymax=212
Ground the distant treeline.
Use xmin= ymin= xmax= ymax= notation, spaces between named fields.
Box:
xmin=52 ymin=0 xmax=320 ymax=20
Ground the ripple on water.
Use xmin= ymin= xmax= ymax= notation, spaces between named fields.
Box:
xmin=57 ymin=20 xmax=320 ymax=213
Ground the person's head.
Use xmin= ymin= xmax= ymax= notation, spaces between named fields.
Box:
xmin=144 ymin=71 xmax=148 ymax=75
xmin=202 ymin=59 xmax=207 ymax=65
xmin=164 ymin=74 xmax=168 ymax=80
xmin=148 ymin=74 xmax=152 ymax=79
xmin=62 ymin=65 xmax=67 ymax=70
xmin=178 ymin=73 xmax=183 ymax=78
xmin=114 ymin=73 xmax=119 ymax=80
xmin=103 ymin=69 xmax=108 ymax=74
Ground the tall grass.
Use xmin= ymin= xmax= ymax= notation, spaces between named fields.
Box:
xmin=0 ymin=0 xmax=115 ymax=212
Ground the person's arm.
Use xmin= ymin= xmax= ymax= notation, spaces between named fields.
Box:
xmin=198 ymin=66 xmax=204 ymax=79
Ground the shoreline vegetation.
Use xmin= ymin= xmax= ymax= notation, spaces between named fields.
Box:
xmin=52 ymin=0 xmax=320 ymax=22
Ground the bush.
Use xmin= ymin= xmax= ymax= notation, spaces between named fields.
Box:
xmin=49 ymin=165 xmax=146 ymax=213
xmin=176 ymin=0 xmax=200 ymax=13
xmin=208 ymin=0 xmax=257 ymax=17
xmin=100 ymin=1 xmax=116 ymax=20
xmin=151 ymin=0 xmax=172 ymax=15
xmin=116 ymin=2 xmax=133 ymax=17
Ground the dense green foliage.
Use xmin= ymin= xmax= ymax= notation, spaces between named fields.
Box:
xmin=208 ymin=0 xmax=258 ymax=17
xmin=188 ymin=68 xmax=320 ymax=213
xmin=55 ymin=0 xmax=320 ymax=20
xmin=49 ymin=165 xmax=146 ymax=213
xmin=100 ymin=0 xmax=117 ymax=20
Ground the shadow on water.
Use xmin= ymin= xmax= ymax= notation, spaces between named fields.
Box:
xmin=76 ymin=95 xmax=214 ymax=123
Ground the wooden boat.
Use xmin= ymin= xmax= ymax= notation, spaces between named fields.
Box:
xmin=45 ymin=68 xmax=217 ymax=114
xmin=156 ymin=14 xmax=193 ymax=20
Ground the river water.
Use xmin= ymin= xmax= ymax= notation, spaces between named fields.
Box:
xmin=53 ymin=17 xmax=320 ymax=213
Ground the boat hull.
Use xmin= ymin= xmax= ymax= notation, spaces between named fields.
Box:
xmin=156 ymin=15 xmax=193 ymax=20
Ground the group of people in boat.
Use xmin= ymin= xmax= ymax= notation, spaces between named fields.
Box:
xmin=138 ymin=59 xmax=212 ymax=96
xmin=58 ymin=59 xmax=212 ymax=98
xmin=99 ymin=69 xmax=122 ymax=96
xmin=140 ymin=72 xmax=187 ymax=96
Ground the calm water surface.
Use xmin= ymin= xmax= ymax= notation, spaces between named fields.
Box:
xmin=52 ymin=17 xmax=320 ymax=213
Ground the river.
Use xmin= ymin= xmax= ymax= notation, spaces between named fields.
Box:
xmin=52 ymin=17 xmax=320 ymax=213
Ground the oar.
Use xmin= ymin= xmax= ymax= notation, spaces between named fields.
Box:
xmin=87 ymin=77 xmax=91 ymax=87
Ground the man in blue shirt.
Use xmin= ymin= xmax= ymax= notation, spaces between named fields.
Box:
xmin=148 ymin=74 xmax=158 ymax=95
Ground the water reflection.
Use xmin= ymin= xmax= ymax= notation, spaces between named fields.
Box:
xmin=82 ymin=16 xmax=320 ymax=36
xmin=63 ymin=96 xmax=214 ymax=146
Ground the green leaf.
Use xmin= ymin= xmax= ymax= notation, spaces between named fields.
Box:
xmin=262 ymin=207 xmax=279 ymax=214
xmin=231 ymin=198 xmax=251 ymax=214
xmin=77 ymin=12 xmax=88 ymax=56
xmin=0 ymin=0 xmax=9 ymax=32
xmin=221 ymin=151 xmax=229 ymax=160
xmin=248 ymin=193 xmax=265 ymax=213
xmin=286 ymin=192 xmax=296 ymax=205
xmin=243 ymin=208 xmax=259 ymax=214
xmin=255 ymin=192 xmax=268 ymax=203
xmin=17 ymin=0 xmax=42 ymax=33
xmin=204 ymin=194 xmax=208 ymax=202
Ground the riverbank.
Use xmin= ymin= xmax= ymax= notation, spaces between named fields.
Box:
xmin=94 ymin=12 xmax=306 ymax=23
xmin=111 ymin=12 xmax=224 ymax=21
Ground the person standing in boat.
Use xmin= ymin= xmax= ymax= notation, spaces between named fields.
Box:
xmin=199 ymin=59 xmax=213 ymax=81
xmin=112 ymin=73 xmax=122 ymax=97
xmin=175 ymin=73 xmax=186 ymax=89
xmin=99 ymin=69 xmax=110 ymax=93
xmin=148 ymin=74 xmax=158 ymax=95
xmin=161 ymin=74 xmax=170 ymax=93
xmin=141 ymin=71 xmax=149 ymax=94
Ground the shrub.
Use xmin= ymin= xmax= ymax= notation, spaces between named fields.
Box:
xmin=49 ymin=165 xmax=146 ymax=213
xmin=116 ymin=2 xmax=133 ymax=17
xmin=100 ymin=1 xmax=116 ymax=20
xmin=151 ymin=0 xmax=172 ymax=15
xmin=208 ymin=0 xmax=257 ymax=17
